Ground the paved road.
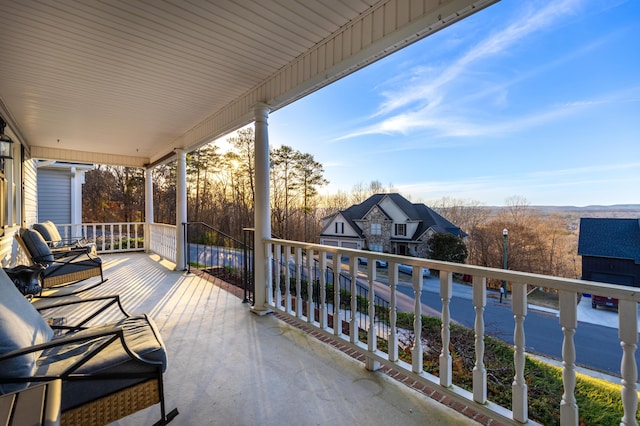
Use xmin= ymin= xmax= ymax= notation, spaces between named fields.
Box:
xmin=365 ymin=268 xmax=639 ymax=381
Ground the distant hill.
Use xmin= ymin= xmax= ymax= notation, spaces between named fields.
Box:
xmin=482 ymin=205 xmax=640 ymax=232
xmin=531 ymin=204 xmax=640 ymax=214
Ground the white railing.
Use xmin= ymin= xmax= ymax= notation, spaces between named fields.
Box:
xmin=265 ymin=238 xmax=640 ymax=426
xmin=56 ymin=222 xmax=177 ymax=262
xmin=148 ymin=223 xmax=177 ymax=263
xmin=58 ymin=222 xmax=145 ymax=253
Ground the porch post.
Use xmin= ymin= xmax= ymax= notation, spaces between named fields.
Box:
xmin=175 ymin=149 xmax=187 ymax=270
xmin=70 ymin=166 xmax=83 ymax=238
xmin=144 ymin=167 xmax=154 ymax=253
xmin=252 ymin=103 xmax=273 ymax=315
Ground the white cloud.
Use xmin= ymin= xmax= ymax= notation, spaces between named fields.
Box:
xmin=340 ymin=0 xmax=590 ymax=141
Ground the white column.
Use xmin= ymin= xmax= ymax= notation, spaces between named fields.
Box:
xmin=70 ymin=167 xmax=84 ymax=238
xmin=145 ymin=167 xmax=154 ymax=253
xmin=175 ymin=149 xmax=187 ymax=271
xmin=251 ymin=103 xmax=273 ymax=315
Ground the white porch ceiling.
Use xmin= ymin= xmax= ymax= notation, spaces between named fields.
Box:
xmin=0 ymin=0 xmax=497 ymax=167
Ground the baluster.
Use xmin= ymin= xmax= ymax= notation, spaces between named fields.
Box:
xmin=412 ymin=268 xmax=423 ymax=374
xmin=366 ymin=260 xmax=380 ymax=370
xmin=349 ymin=257 xmax=358 ymax=344
xmin=559 ymin=290 xmax=578 ymax=425
xmin=265 ymin=242 xmax=273 ymax=306
xmin=274 ymin=244 xmax=282 ymax=309
xmin=284 ymin=248 xmax=292 ymax=313
xmin=439 ymin=271 xmax=453 ymax=387
xmin=512 ymin=282 xmax=528 ymax=423
xmin=619 ymin=300 xmax=638 ymax=426
xmin=319 ymin=252 xmax=327 ymax=329
xmin=295 ymin=247 xmax=303 ymax=318
xmin=333 ymin=254 xmax=341 ymax=336
xmin=472 ymin=275 xmax=487 ymax=404
xmin=306 ymin=248 xmax=314 ymax=324
xmin=388 ymin=262 xmax=398 ymax=362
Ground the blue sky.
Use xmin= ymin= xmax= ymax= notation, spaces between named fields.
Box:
xmin=267 ymin=0 xmax=640 ymax=207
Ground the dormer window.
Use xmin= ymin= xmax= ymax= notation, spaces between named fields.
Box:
xmin=395 ymin=223 xmax=406 ymax=236
xmin=335 ymin=222 xmax=344 ymax=234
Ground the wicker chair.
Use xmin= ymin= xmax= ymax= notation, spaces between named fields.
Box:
xmin=0 ymin=268 xmax=178 ymax=425
xmin=15 ymin=228 xmax=105 ymax=295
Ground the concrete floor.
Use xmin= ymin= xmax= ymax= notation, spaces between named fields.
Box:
xmin=39 ymin=253 xmax=478 ymax=426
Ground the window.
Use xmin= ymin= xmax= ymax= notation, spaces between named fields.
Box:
xmin=369 ymin=243 xmax=383 ymax=252
xmin=395 ymin=223 xmax=406 ymax=236
xmin=335 ymin=221 xmax=344 ymax=234
xmin=371 ymin=223 xmax=381 ymax=235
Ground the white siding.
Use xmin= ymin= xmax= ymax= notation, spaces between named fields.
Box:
xmin=38 ymin=168 xmax=71 ymax=224
xmin=1 ymin=155 xmax=34 ymax=266
xmin=326 ymin=213 xmax=360 ymax=238
xmin=379 ymin=197 xmax=409 ymax=223
xmin=22 ymin=158 xmax=38 ymax=226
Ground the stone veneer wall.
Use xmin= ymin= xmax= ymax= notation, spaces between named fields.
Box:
xmin=361 ymin=206 xmax=392 ymax=253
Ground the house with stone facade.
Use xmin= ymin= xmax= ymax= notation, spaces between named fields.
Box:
xmin=319 ymin=193 xmax=464 ymax=258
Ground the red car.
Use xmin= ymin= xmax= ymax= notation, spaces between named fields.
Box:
xmin=591 ymin=294 xmax=618 ymax=309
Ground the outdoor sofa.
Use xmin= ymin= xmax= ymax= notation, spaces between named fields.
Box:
xmin=0 ymin=267 xmax=177 ymax=425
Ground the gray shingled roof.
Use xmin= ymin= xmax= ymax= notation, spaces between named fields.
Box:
xmin=578 ymin=218 xmax=640 ymax=263
xmin=341 ymin=193 xmax=464 ymax=238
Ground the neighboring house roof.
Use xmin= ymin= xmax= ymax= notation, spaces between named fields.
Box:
xmin=578 ymin=218 xmax=640 ymax=263
xmin=412 ymin=204 xmax=465 ymax=239
xmin=320 ymin=193 xmax=464 ymax=239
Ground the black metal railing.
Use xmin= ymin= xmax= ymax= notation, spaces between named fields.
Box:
xmin=272 ymin=250 xmax=391 ymax=338
xmin=184 ymin=222 xmax=253 ymax=304
xmin=184 ymin=224 xmax=392 ymax=334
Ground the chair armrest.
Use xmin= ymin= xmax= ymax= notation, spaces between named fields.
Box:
xmin=34 ymin=295 xmax=131 ymax=332
xmin=0 ymin=327 xmax=126 ymax=370
xmin=50 ymin=246 xmax=92 ymax=259
xmin=43 ymin=237 xmax=85 ymax=247
xmin=36 ymin=250 xmax=101 ymax=266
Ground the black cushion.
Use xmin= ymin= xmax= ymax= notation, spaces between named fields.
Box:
xmin=20 ymin=228 xmax=54 ymax=265
xmin=36 ymin=314 xmax=167 ymax=411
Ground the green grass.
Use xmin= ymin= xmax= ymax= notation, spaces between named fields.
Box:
xmin=394 ymin=312 xmax=638 ymax=425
